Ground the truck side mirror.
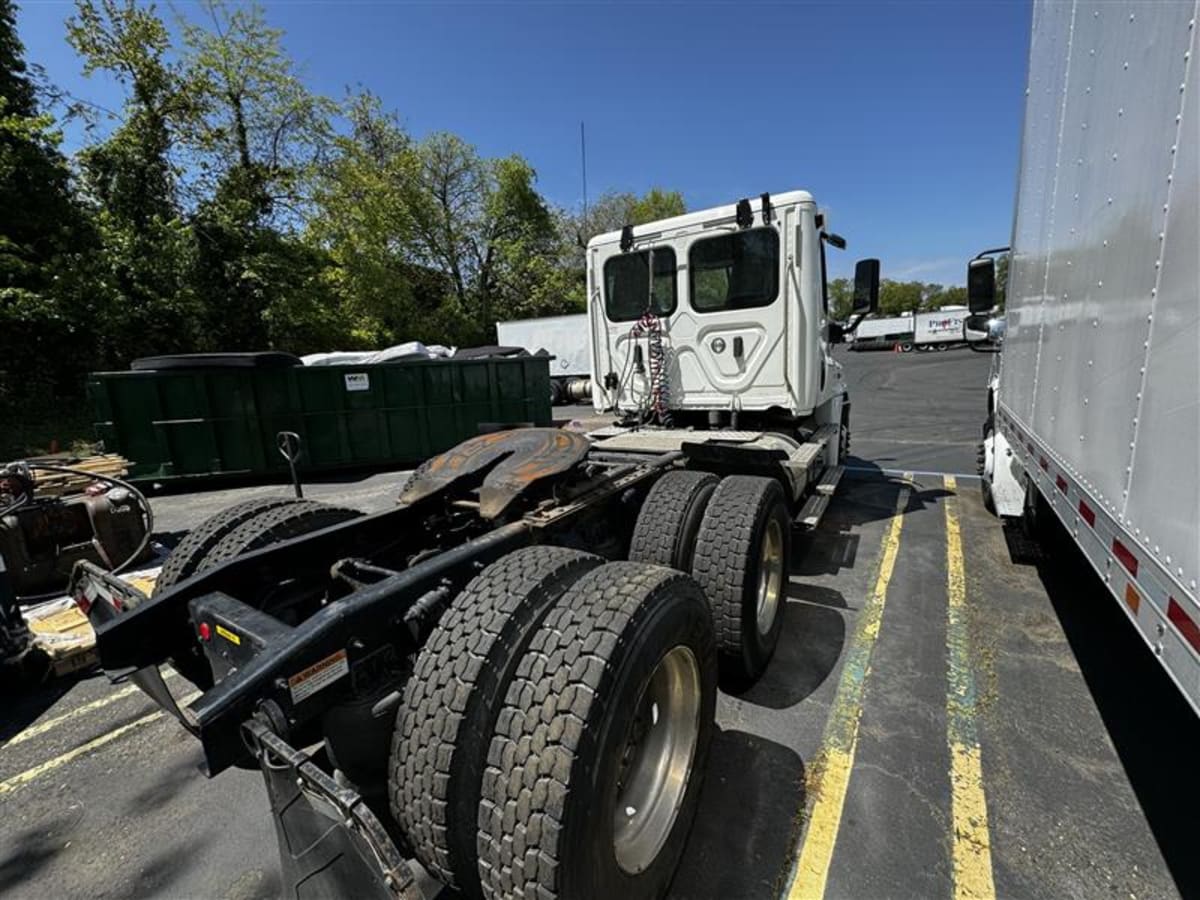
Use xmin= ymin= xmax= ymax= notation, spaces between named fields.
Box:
xmin=963 ymin=313 xmax=991 ymax=343
xmin=967 ymin=258 xmax=996 ymax=313
xmin=852 ymin=259 xmax=880 ymax=314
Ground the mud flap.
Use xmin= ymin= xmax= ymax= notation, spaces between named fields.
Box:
xmin=243 ymin=719 xmax=420 ymax=900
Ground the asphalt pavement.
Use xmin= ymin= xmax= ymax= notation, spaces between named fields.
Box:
xmin=3 ymin=346 xmax=1197 ymax=900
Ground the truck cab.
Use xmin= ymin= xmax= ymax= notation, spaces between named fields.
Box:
xmin=586 ymin=191 xmax=878 ymax=433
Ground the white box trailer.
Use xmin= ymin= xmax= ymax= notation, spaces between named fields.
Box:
xmin=914 ymin=307 xmax=968 ymax=348
xmin=496 ymin=313 xmax=591 ymax=402
xmin=850 ymin=313 xmax=913 ymax=350
xmin=974 ymin=0 xmax=1200 ymax=713
xmin=851 ymin=308 xmax=969 ymax=351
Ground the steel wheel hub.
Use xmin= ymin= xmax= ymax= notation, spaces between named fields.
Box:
xmin=756 ymin=518 xmax=784 ymax=636
xmin=613 ymin=645 xmax=701 ymax=875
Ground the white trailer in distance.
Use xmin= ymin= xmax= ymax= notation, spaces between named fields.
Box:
xmin=851 ymin=308 xmax=970 ymax=352
xmin=969 ymin=0 xmax=1199 ymax=714
xmin=496 ymin=313 xmax=591 ymax=404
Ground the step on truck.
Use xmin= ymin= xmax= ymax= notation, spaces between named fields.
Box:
xmin=968 ymin=0 xmax=1199 ymax=715
xmin=71 ymin=190 xmax=881 ymax=899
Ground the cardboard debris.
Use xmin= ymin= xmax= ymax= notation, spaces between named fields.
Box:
xmin=20 ymin=560 xmax=162 ymax=677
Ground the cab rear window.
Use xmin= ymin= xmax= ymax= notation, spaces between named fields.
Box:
xmin=689 ymin=228 xmax=780 ymax=312
xmin=603 ymin=249 xmax=677 ymax=321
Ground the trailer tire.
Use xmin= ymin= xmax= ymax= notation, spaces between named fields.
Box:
xmin=691 ymin=475 xmax=790 ymax=683
xmin=392 ymin=546 xmax=603 ymax=895
xmin=980 ymin=415 xmax=996 ymax=514
xmin=153 ymin=497 xmax=299 ymax=594
xmin=198 ymin=500 xmax=362 ymax=573
xmin=628 ymin=470 xmax=719 ymax=571
xmin=477 ymin=562 xmax=716 ymax=900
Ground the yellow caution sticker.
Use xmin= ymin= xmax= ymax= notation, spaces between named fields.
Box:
xmin=288 ymin=649 xmax=349 ymax=704
xmin=215 ymin=624 xmax=241 ymax=646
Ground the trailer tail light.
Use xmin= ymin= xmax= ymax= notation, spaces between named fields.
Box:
xmin=1167 ymin=599 xmax=1200 ymax=654
xmin=1056 ymin=475 xmax=1068 ymax=494
xmin=198 ymin=622 xmax=212 ymax=642
xmin=1078 ymin=500 xmax=1095 ymax=527
xmin=1112 ymin=539 xmax=1138 ymax=577
xmin=1124 ymin=584 xmax=1140 ymax=614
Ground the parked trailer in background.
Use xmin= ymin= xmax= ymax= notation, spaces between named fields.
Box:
xmin=496 ymin=313 xmax=591 ymax=404
xmin=914 ymin=307 xmax=968 ymax=350
xmin=851 ymin=308 xmax=969 ymax=352
xmin=970 ymin=0 xmax=1199 ymax=714
xmin=849 ymin=313 xmax=915 ymax=351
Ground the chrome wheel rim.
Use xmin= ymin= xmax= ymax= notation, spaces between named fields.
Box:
xmin=613 ymin=645 xmax=702 ymax=875
xmin=756 ymin=519 xmax=784 ymax=637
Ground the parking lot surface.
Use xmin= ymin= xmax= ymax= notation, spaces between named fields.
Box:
xmin=3 ymin=347 xmax=1197 ymax=899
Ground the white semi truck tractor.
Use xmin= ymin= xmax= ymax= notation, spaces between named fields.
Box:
xmin=969 ymin=0 xmax=1200 ymax=714
xmin=586 ymin=190 xmax=880 ymax=527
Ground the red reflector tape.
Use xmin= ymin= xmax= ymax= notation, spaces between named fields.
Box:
xmin=1056 ymin=475 xmax=1067 ymax=493
xmin=74 ymin=591 xmax=92 ymax=615
xmin=1167 ymin=598 xmax=1200 ymax=654
xmin=1078 ymin=500 xmax=1095 ymax=527
xmin=1112 ymin=539 xmax=1138 ymax=576
xmin=1039 ymin=456 xmax=1049 ymax=471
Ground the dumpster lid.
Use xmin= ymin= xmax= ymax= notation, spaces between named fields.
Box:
xmin=130 ymin=352 xmax=302 ymax=371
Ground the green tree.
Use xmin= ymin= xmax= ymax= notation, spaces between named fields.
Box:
xmin=179 ymin=0 xmax=336 ymax=350
xmin=878 ymin=279 xmax=925 ymax=316
xmin=68 ymin=0 xmax=199 ymax=363
xmin=827 ymin=277 xmax=854 ymax=320
xmin=2 ymin=0 xmax=100 ymax=427
xmin=304 ymin=91 xmax=439 ymax=347
xmin=403 ymin=133 xmax=564 ymax=343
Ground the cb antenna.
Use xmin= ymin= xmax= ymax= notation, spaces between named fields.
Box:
xmin=580 ymin=121 xmax=588 ymax=228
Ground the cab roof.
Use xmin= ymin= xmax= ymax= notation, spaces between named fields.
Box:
xmin=587 ymin=189 xmax=816 ymax=251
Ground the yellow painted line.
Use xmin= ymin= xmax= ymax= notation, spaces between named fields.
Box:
xmin=0 ymin=711 xmax=162 ymax=796
xmin=2 ymin=668 xmax=179 ymax=749
xmin=0 ymin=691 xmax=200 ymax=797
xmin=944 ymin=475 xmax=996 ymax=899
xmin=786 ymin=477 xmax=912 ymax=900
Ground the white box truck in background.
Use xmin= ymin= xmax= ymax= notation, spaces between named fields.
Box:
xmin=970 ymin=0 xmax=1199 ymax=714
xmin=496 ymin=313 xmax=591 ymax=404
xmin=851 ymin=307 xmax=969 ymax=352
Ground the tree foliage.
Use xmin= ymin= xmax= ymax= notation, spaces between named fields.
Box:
xmin=4 ymin=0 xmax=969 ymax=456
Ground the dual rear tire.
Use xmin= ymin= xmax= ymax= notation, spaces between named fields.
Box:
xmin=630 ymin=470 xmax=791 ymax=683
xmin=392 ymin=549 xmax=717 ymax=900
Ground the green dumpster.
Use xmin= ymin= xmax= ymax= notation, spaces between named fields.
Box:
xmin=88 ymin=354 xmax=553 ymax=482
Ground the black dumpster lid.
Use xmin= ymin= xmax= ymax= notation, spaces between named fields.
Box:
xmin=130 ymin=352 xmax=303 ymax=371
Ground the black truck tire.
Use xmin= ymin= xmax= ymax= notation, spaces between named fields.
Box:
xmin=477 ymin=562 xmax=717 ymax=900
xmin=690 ymin=475 xmax=791 ymax=683
xmin=391 ymin=546 xmax=603 ymax=895
xmin=628 ymin=470 xmax=719 ymax=571
xmin=198 ymin=500 xmax=362 ymax=573
xmin=154 ymin=497 xmax=299 ymax=594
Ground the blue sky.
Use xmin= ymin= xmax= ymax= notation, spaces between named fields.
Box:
xmin=17 ymin=0 xmax=1032 ymax=285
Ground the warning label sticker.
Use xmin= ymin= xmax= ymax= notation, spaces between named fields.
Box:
xmin=344 ymin=372 xmax=370 ymax=392
xmin=288 ymin=649 xmax=349 ymax=703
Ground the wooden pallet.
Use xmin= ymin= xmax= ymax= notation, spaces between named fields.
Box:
xmin=27 ymin=454 xmax=131 ymax=497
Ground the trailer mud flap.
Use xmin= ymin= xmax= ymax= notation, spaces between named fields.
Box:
xmin=243 ymin=719 xmax=419 ymax=900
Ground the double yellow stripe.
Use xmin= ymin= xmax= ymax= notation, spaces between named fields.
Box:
xmin=944 ymin=475 xmax=995 ymax=899
xmin=0 ymin=688 xmax=199 ymax=797
xmin=786 ymin=478 xmax=911 ymax=900
xmin=787 ymin=475 xmax=996 ymax=900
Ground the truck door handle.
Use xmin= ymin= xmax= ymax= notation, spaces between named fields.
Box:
xmin=733 ymin=337 xmax=744 ymax=358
